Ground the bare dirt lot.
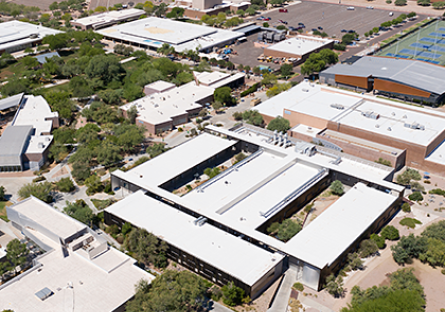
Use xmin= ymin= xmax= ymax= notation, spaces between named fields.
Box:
xmin=7 ymin=0 xmax=53 ymax=10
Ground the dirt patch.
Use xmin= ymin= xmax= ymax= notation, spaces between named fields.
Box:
xmin=52 ymin=166 xmax=70 ymax=178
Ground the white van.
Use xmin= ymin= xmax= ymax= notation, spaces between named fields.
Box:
xmin=347 ymin=6 xmax=355 ymax=10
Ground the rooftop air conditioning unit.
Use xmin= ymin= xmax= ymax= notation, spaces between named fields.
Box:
xmin=362 ymin=111 xmax=379 ymax=119
xmin=330 ymin=103 xmax=344 ymax=110
xmin=302 ymin=88 xmax=309 ymax=92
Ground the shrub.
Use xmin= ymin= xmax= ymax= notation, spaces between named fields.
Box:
xmin=211 ymin=287 xmax=223 ymax=301
xmin=240 ymin=83 xmax=259 ymax=97
xmin=400 ymin=217 xmax=422 ymax=229
xmin=32 ymin=176 xmax=46 ymax=183
xmin=442 ymin=269 xmax=445 ymax=275
xmin=401 ymin=202 xmax=411 ymax=212
xmin=232 ymin=111 xmax=243 ymax=120
xmin=429 ymin=188 xmax=445 ymax=196
xmin=408 ymin=191 xmax=423 ymax=201
xmin=293 ymin=282 xmax=304 ymax=292
xmin=221 ymin=282 xmax=245 ymax=306
xmin=371 ymin=233 xmax=386 ymax=249
xmin=56 ymin=177 xmax=75 ymax=193
xmin=333 ymin=43 xmax=346 ymax=51
xmin=330 ymin=180 xmax=344 ymax=196
xmin=106 ymin=224 xmax=120 ymax=235
xmin=375 ymin=158 xmax=392 ymax=167
xmin=122 ymin=222 xmax=132 ymax=236
xmin=381 ymin=225 xmax=400 ymax=240
xmin=359 ymin=239 xmax=379 ymax=258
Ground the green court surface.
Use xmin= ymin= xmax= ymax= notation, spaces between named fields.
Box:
xmin=376 ymin=20 xmax=445 ymax=66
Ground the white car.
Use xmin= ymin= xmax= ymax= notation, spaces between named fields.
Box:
xmin=389 ymin=12 xmax=394 ymax=16
xmin=347 ymin=6 xmax=355 ymax=10
xmin=366 ymin=6 xmax=374 ymax=9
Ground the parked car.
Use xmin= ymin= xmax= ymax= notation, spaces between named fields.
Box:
xmin=278 ymin=19 xmax=288 ymax=24
xmin=312 ymin=28 xmax=318 ymax=32
xmin=298 ymin=22 xmax=305 ymax=26
xmin=389 ymin=11 xmax=394 ymax=16
xmin=366 ymin=6 xmax=374 ymax=9
xmin=318 ymin=26 xmax=323 ymax=30
xmin=341 ymin=29 xmax=348 ymax=33
xmin=348 ymin=29 xmax=356 ymax=33
xmin=279 ymin=8 xmax=288 ymax=12
xmin=347 ymin=6 xmax=355 ymax=10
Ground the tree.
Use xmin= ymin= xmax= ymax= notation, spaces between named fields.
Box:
xmin=342 ymin=33 xmax=357 ymax=45
xmin=6 ymin=239 xmax=29 ymax=276
xmin=391 ymin=234 xmax=428 ymax=264
xmin=402 ymin=202 xmax=411 ymax=212
xmin=395 ymin=0 xmax=407 ymax=5
xmin=124 ymin=228 xmax=168 ymax=268
xmin=246 ymin=7 xmax=256 ymax=15
xmin=127 ymin=105 xmax=138 ymax=124
xmin=266 ymin=82 xmax=291 ymax=97
xmin=71 ymin=161 xmax=91 ymax=183
xmin=421 ymin=220 xmax=445 ymax=242
xmin=122 ymin=222 xmax=132 ymax=236
xmin=267 ymin=116 xmax=290 ymax=133
xmin=85 ymin=175 xmax=103 ymax=195
xmin=373 ymin=27 xmax=379 ymax=34
xmin=301 ymin=53 xmax=326 ymax=75
xmin=418 ymin=238 xmax=445 ymax=266
xmin=407 ymin=11 xmax=417 ymax=18
xmin=49 ymin=1 xmax=59 ymax=11
xmin=154 ymin=3 xmax=168 ymax=17
xmin=408 ymin=191 xmax=423 ymax=201
xmin=0 ymin=186 xmax=5 ymax=201
xmin=325 ymin=274 xmax=344 ymax=297
xmin=320 ymin=48 xmax=339 ymax=64
xmin=63 ymin=200 xmax=94 ymax=225
xmin=42 ymin=33 xmax=71 ymax=50
xmin=18 ymin=182 xmax=53 ymax=203
xmin=359 ymin=239 xmax=379 ymax=258
xmin=114 ymin=124 xmax=145 ymax=152
xmin=39 ymin=13 xmax=51 ymax=23
xmin=97 ymin=141 xmax=122 ymax=166
xmin=417 ymin=0 xmax=430 ymax=5
xmin=0 ymin=261 xmax=12 ymax=282
xmin=242 ymin=110 xmax=263 ymax=126
xmin=221 ymin=282 xmax=245 ymax=306
xmin=21 ymin=56 xmax=39 ymax=69
xmin=271 ymin=219 xmax=302 ymax=242
xmin=348 ymin=252 xmax=364 ymax=270
xmin=214 ymin=87 xmax=236 ymax=106
xmin=85 ymin=54 xmax=125 ymax=85
xmin=236 ymin=9 xmax=245 ymax=16
xmin=280 ymin=63 xmax=293 ymax=76
xmin=69 ymin=76 xmax=93 ymax=97
xmin=56 ymin=177 xmax=75 ymax=193
xmin=371 ymin=233 xmax=386 ymax=249
xmin=381 ymin=225 xmax=400 ymax=240
xmin=433 ymin=1 xmax=445 ymax=8
xmin=166 ymin=7 xmax=184 ymax=19
xmin=157 ymin=43 xmax=175 ymax=56
xmin=261 ymin=72 xmax=277 ymax=86
xmin=330 ymin=180 xmax=344 ymax=196
xmin=147 ymin=143 xmax=167 ymax=158
xmin=126 ymin=270 xmax=208 ymax=312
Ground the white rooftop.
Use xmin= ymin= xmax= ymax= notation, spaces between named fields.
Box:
xmin=105 ymin=191 xmax=284 ymax=286
xmin=97 ymin=17 xmax=243 ymax=52
xmin=10 ymin=197 xmax=86 ymax=241
xmin=257 ymin=81 xmax=445 ymax=147
xmin=72 ymin=8 xmax=144 ymax=28
xmin=426 ymin=139 xmax=445 ymax=165
xmin=290 ymin=125 xmax=323 ymax=138
xmin=117 ymin=132 xmax=237 ymax=186
xmin=285 ymin=182 xmax=398 ymax=269
xmin=266 ymin=35 xmax=334 ymax=56
xmin=121 ymin=81 xmax=213 ymax=125
xmin=0 ymin=21 xmax=61 ymax=52
xmin=1 ymin=198 xmax=154 ymax=312
xmin=144 ymin=80 xmax=176 ymax=92
xmin=255 ymin=81 xmax=361 ymax=120
xmin=195 ymin=71 xmax=245 ymax=89
xmin=332 ymin=100 xmax=445 ymax=147
xmin=14 ymin=95 xmax=58 ymax=136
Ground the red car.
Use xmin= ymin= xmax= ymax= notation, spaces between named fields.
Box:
xmin=279 ymin=8 xmax=288 ymax=12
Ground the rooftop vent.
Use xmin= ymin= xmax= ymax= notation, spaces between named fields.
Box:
xmin=330 ymin=103 xmax=344 ymax=110
xmin=387 ymin=127 xmax=392 ymax=131
xmin=404 ymin=122 xmax=425 ymax=130
xmin=35 ymin=287 xmax=53 ymax=301
xmin=362 ymin=111 xmax=380 ymax=120
xmin=302 ymin=88 xmax=309 ymax=92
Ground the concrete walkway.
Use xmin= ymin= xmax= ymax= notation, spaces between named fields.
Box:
xmin=300 ymin=296 xmax=335 ymax=312
xmin=267 ymin=269 xmax=296 ymax=312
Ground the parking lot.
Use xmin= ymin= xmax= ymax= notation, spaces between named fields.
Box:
xmin=253 ymin=1 xmax=408 ymax=39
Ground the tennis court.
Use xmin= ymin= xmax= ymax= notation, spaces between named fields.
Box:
xmin=376 ymin=19 xmax=445 ymax=66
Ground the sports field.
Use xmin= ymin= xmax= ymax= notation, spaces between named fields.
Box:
xmin=377 ymin=19 xmax=445 ymax=66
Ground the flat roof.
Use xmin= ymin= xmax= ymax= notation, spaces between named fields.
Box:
xmin=255 ymin=81 xmax=361 ymax=120
xmin=2 ymin=198 xmax=154 ymax=312
xmin=0 ymin=93 xmax=24 ymax=111
xmin=332 ymin=99 xmax=445 ymax=147
xmin=144 ymin=80 xmax=176 ymax=92
xmin=106 ymin=191 xmax=284 ymax=286
xmin=290 ymin=124 xmax=323 ymax=137
xmin=0 ymin=21 xmax=61 ymax=52
xmin=266 ymin=36 xmax=334 ymax=56
xmin=97 ymin=17 xmax=243 ymax=52
xmin=0 ymin=125 xmax=32 ymax=167
xmin=121 ymin=81 xmax=213 ymax=125
xmin=117 ymin=132 xmax=237 ymax=187
xmin=321 ymin=56 xmax=445 ymax=95
xmin=11 ymin=197 xmax=87 ymax=241
xmin=426 ymin=139 xmax=445 ymax=165
xmin=14 ymin=95 xmax=58 ymax=136
xmin=285 ymin=182 xmax=398 ymax=269
xmin=72 ymin=8 xmax=144 ymax=28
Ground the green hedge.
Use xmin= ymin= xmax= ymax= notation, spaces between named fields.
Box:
xmin=241 ymin=83 xmax=259 ymax=97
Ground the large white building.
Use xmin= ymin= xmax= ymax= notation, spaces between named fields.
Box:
xmin=0 ymin=94 xmax=58 ymax=172
xmin=106 ymin=124 xmax=404 ymax=294
xmin=72 ymin=8 xmax=145 ymax=30
xmin=97 ymin=17 xmax=244 ymax=53
xmin=0 ymin=21 xmax=62 ymax=54
xmin=1 ymin=197 xmax=154 ymax=312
